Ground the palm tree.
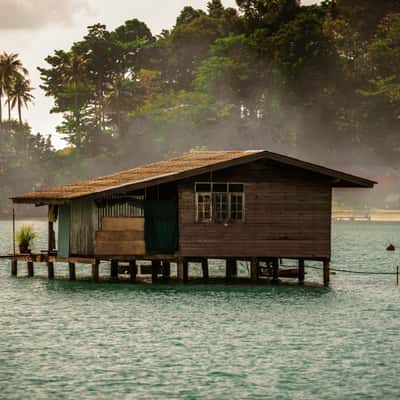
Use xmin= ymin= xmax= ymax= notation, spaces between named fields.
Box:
xmin=0 ymin=52 xmax=28 ymax=120
xmin=7 ymin=75 xmax=34 ymax=124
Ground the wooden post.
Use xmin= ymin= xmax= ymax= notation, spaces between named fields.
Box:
xmin=129 ymin=260 xmax=137 ymax=283
xmin=396 ymin=266 xmax=399 ymax=287
xmin=177 ymin=258 xmax=184 ymax=282
xmin=48 ymin=221 xmax=55 ymax=254
xmin=298 ymin=259 xmax=305 ymax=285
xmin=152 ymin=260 xmax=161 ymax=283
xmin=183 ymin=259 xmax=189 ymax=283
xmin=250 ymin=258 xmax=258 ymax=282
xmin=162 ymin=261 xmax=171 ymax=281
xmin=110 ymin=260 xmax=119 ymax=280
xmin=12 ymin=208 xmax=16 ymax=257
xmin=226 ymin=258 xmax=237 ymax=282
xmin=69 ymin=263 xmax=76 ymax=281
xmin=11 ymin=260 xmax=17 ymax=277
xmin=27 ymin=261 xmax=34 ymax=277
xmin=201 ymin=258 xmax=209 ymax=282
xmin=48 ymin=262 xmax=54 ymax=280
xmin=323 ymin=259 xmax=330 ymax=287
xmin=92 ymin=260 xmax=100 ymax=282
xmin=272 ymin=258 xmax=279 ymax=284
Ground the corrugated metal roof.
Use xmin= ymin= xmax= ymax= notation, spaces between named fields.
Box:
xmin=11 ymin=150 xmax=376 ymax=204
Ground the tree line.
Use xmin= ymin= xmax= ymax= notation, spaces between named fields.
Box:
xmin=1 ymin=0 xmax=400 ymax=214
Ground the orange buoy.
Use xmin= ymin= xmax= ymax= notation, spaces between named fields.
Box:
xmin=386 ymin=244 xmax=395 ymax=251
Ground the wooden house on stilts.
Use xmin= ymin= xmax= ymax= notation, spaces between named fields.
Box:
xmin=10 ymin=150 xmax=376 ymax=286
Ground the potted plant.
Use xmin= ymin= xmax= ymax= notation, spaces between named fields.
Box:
xmin=16 ymin=225 xmax=37 ymax=254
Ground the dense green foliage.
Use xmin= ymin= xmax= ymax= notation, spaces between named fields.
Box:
xmin=1 ymin=0 xmax=400 ymax=213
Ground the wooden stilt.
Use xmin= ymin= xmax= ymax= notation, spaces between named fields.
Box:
xmin=272 ymin=258 xmax=279 ymax=283
xmin=298 ymin=259 xmax=305 ymax=285
xmin=201 ymin=258 xmax=209 ymax=282
xmin=110 ymin=260 xmax=119 ymax=280
xmin=92 ymin=260 xmax=100 ymax=282
xmin=162 ymin=261 xmax=171 ymax=281
xmin=48 ymin=220 xmax=55 ymax=254
xmin=250 ymin=257 xmax=258 ymax=282
xmin=48 ymin=262 xmax=55 ymax=280
xmin=323 ymin=259 xmax=330 ymax=287
xmin=69 ymin=263 xmax=76 ymax=281
xmin=11 ymin=260 xmax=17 ymax=277
xmin=177 ymin=258 xmax=184 ymax=282
xmin=183 ymin=259 xmax=189 ymax=283
xmin=27 ymin=261 xmax=34 ymax=277
xmin=129 ymin=260 xmax=137 ymax=283
xmin=152 ymin=260 xmax=161 ymax=283
xmin=226 ymin=258 xmax=237 ymax=282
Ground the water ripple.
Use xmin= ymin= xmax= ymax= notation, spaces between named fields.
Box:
xmin=0 ymin=220 xmax=400 ymax=399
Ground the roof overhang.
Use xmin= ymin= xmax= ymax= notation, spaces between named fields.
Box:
xmin=11 ymin=150 xmax=377 ymax=205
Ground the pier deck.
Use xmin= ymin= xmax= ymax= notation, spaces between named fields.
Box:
xmin=1 ymin=253 xmax=329 ymax=287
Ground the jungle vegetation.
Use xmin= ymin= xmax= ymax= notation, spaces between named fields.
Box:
xmin=1 ymin=0 xmax=400 ymax=213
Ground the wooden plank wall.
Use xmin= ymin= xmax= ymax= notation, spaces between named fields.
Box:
xmin=95 ymin=217 xmax=145 ymax=256
xmin=70 ymin=200 xmax=98 ymax=256
xmin=57 ymin=205 xmax=71 ymax=258
xmin=178 ymin=159 xmax=332 ymax=259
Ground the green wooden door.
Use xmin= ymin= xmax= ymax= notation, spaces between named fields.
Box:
xmin=144 ymin=200 xmax=178 ymax=254
xmin=58 ymin=205 xmax=70 ymax=258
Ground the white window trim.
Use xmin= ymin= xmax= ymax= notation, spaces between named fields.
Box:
xmin=195 ymin=192 xmax=213 ymax=223
xmin=195 ymin=182 xmax=245 ymax=223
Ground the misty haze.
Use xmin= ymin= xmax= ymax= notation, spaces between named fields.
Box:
xmin=1 ymin=1 xmax=400 ymax=400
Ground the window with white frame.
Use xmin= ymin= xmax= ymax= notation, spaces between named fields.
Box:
xmin=195 ymin=182 xmax=245 ymax=223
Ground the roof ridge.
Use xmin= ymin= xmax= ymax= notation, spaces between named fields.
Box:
xmin=11 ymin=150 xmax=376 ymax=204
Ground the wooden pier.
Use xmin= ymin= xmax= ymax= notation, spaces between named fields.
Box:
xmin=2 ymin=254 xmax=330 ymax=287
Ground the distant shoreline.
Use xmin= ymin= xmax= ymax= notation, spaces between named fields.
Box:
xmin=333 ymin=209 xmax=400 ymax=222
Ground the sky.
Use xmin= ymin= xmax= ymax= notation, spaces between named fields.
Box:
xmin=1 ymin=0 xmax=318 ymax=149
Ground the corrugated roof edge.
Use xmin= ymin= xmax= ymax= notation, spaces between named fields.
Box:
xmin=11 ymin=150 xmax=377 ymax=204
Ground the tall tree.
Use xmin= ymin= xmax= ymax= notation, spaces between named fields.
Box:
xmin=7 ymin=74 xmax=34 ymax=124
xmin=336 ymin=0 xmax=400 ymax=40
xmin=236 ymin=0 xmax=300 ymax=30
xmin=0 ymin=53 xmax=28 ymax=120
xmin=208 ymin=0 xmax=225 ymax=18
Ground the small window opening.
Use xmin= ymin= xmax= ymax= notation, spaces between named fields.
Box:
xmin=196 ymin=193 xmax=212 ymax=222
xmin=195 ymin=182 xmax=245 ymax=223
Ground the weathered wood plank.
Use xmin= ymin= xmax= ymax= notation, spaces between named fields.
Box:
xmin=101 ymin=217 xmax=144 ymax=232
xmin=95 ymin=241 xmax=145 ymax=256
xmin=178 ymin=158 xmax=332 ymax=259
xmin=96 ymin=230 xmax=144 ymax=242
xmin=70 ymin=200 xmax=97 ymax=256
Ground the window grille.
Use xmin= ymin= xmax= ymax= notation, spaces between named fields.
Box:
xmin=195 ymin=182 xmax=245 ymax=223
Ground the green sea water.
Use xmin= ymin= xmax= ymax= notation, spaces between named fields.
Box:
xmin=0 ymin=220 xmax=399 ymax=400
